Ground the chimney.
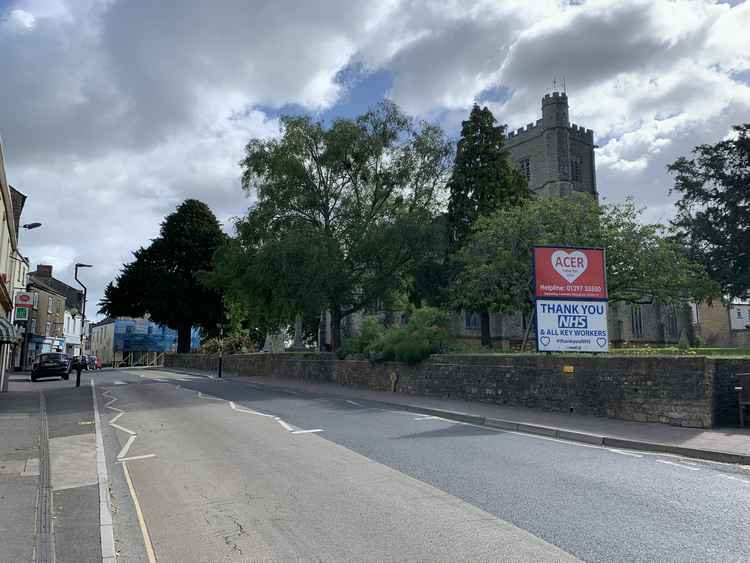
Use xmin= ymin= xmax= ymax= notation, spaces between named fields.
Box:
xmin=36 ymin=264 xmax=53 ymax=277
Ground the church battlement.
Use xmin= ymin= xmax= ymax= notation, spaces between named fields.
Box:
xmin=507 ymin=119 xmax=543 ymax=143
xmin=569 ymin=123 xmax=594 ymax=144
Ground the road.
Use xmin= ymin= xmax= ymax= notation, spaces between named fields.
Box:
xmin=15 ymin=368 xmax=750 ymax=562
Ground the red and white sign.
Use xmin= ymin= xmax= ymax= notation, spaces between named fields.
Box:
xmin=14 ymin=292 xmax=34 ymax=306
xmin=533 ymin=247 xmax=607 ymax=299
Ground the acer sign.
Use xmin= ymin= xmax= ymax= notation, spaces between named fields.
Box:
xmin=533 ymin=247 xmax=607 ymax=300
xmin=533 ymin=246 xmax=609 ymax=353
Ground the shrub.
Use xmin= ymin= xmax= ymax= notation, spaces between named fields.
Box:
xmin=678 ymin=329 xmax=690 ymax=351
xmin=376 ymin=307 xmax=449 ymax=364
xmin=340 ymin=315 xmax=385 ymax=359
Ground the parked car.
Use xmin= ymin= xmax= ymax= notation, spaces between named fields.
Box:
xmin=88 ymin=355 xmax=102 ymax=370
xmin=31 ymin=353 xmax=71 ymax=382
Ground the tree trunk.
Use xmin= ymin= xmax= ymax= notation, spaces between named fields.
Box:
xmin=480 ymin=309 xmax=492 ymax=348
xmin=330 ymin=307 xmax=342 ymax=352
xmin=521 ymin=309 xmax=535 ymax=352
xmin=177 ymin=323 xmax=192 ymax=353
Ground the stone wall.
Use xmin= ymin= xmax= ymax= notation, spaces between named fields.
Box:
xmin=166 ymin=353 xmax=750 ymax=428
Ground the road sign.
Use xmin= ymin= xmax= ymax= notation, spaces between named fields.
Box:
xmin=15 ymin=292 xmax=34 ymax=306
xmin=533 ymin=246 xmax=607 ymax=300
xmin=14 ymin=306 xmax=29 ymax=321
xmin=536 ymin=299 xmax=609 ymax=352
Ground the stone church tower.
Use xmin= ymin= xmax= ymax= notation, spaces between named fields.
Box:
xmin=505 ymin=92 xmax=597 ymax=198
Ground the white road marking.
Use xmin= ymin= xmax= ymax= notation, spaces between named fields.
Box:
xmin=197 ymin=391 xmax=224 ymax=401
xmin=20 ymin=457 xmax=40 ymax=477
xmin=117 ymin=435 xmax=137 ymax=460
xmin=117 ymin=454 xmax=157 ymax=462
xmin=656 ymin=459 xmax=700 ymax=471
xmin=345 ymin=400 xmax=362 ymax=407
xmin=109 ymin=412 xmax=124 ymax=425
xmin=110 ymin=422 xmax=136 ymax=436
xmin=414 ymin=415 xmax=443 ymax=421
xmin=91 ymin=380 xmax=117 ymax=562
xmin=114 ymin=381 xmax=127 ymax=385
xmin=122 ymin=461 xmax=157 ymax=563
xmin=291 ymin=429 xmax=324 ymax=434
xmin=608 ymin=449 xmax=644 ymax=458
xmin=718 ymin=474 xmax=750 ymax=485
xmin=274 ymin=417 xmax=295 ymax=431
xmin=229 ymin=401 xmax=274 ymax=417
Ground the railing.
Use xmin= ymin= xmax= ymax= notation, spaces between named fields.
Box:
xmin=117 ymin=351 xmax=165 ymax=368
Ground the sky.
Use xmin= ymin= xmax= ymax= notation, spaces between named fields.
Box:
xmin=1 ymin=0 xmax=749 ymax=318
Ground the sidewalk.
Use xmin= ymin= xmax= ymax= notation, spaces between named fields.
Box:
xmin=167 ymin=367 xmax=750 ymax=465
xmin=0 ymin=384 xmax=41 ymax=563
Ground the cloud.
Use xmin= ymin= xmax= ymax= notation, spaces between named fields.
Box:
xmin=1 ymin=0 xmax=748 ymax=319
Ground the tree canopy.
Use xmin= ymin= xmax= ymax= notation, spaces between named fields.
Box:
xmin=99 ymin=199 xmax=226 ymax=352
xmin=446 ymin=103 xmax=529 ymax=345
xmin=450 ymin=194 xmax=718 ymax=319
xmin=668 ymin=123 xmax=750 ymax=299
xmin=212 ymin=101 xmax=453 ymax=350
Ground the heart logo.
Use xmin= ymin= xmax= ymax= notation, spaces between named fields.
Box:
xmin=551 ymin=250 xmax=588 ymax=283
xmin=540 ymin=336 xmax=551 ymax=346
xmin=596 ymin=337 xmax=607 ymax=348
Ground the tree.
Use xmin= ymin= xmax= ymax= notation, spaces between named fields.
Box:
xmin=446 ymin=104 xmax=529 ymax=346
xmin=668 ymin=124 xmax=750 ymax=299
xmin=220 ymin=101 xmax=452 ymax=350
xmin=451 ymin=194 xmax=718 ymax=330
xmin=99 ymin=199 xmax=227 ymax=352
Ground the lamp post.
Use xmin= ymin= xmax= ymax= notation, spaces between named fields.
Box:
xmin=16 ymin=222 xmax=41 ymax=371
xmin=74 ymin=262 xmax=93 ymax=356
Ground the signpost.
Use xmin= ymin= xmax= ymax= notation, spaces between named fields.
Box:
xmin=533 ymin=246 xmax=609 ymax=353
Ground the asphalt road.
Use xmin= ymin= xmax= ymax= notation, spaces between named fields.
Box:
xmin=18 ymin=368 xmax=750 ymax=562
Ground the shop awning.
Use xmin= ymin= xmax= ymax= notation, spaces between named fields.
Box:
xmin=0 ymin=317 xmax=16 ymax=343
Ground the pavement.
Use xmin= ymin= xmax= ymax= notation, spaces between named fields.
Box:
xmin=2 ymin=367 xmax=750 ymax=562
xmin=167 ymin=367 xmax=750 ymax=465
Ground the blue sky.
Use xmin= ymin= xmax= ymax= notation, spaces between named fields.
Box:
xmin=1 ymin=0 xmax=749 ymax=314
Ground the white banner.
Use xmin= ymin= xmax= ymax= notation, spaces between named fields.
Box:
xmin=536 ymin=300 xmax=609 ymax=353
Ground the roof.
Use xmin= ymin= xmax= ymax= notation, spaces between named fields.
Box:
xmin=28 ymin=271 xmax=84 ymax=310
xmin=9 ymin=186 xmax=26 ymax=239
xmin=27 ymin=279 xmax=66 ymax=299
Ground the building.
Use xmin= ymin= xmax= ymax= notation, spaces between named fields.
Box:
xmin=694 ymin=300 xmax=750 ymax=348
xmin=90 ymin=317 xmax=200 ymax=366
xmin=0 ymin=137 xmax=27 ymax=390
xmin=506 ymin=92 xmax=596 ymax=198
xmin=25 ymin=279 xmax=67 ymax=362
xmin=449 ymin=92 xmax=693 ymax=348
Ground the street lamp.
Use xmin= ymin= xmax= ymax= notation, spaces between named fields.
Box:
xmin=22 ymin=222 xmax=42 ymax=230
xmin=74 ymin=263 xmax=92 ymax=359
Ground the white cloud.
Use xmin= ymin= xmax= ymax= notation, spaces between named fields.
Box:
xmin=1 ymin=0 xmax=749 ymax=317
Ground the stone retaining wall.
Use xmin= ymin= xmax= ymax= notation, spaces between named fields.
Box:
xmin=165 ymin=352 xmax=750 ymax=428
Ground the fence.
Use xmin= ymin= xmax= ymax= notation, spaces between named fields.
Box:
xmin=117 ymin=351 xmax=165 ymax=368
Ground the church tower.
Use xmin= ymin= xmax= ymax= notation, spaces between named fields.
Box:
xmin=506 ymin=92 xmax=597 ymax=198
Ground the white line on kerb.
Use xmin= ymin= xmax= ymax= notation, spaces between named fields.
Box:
xmin=656 ymin=459 xmax=700 ymax=471
xmin=291 ymin=429 xmax=324 ymax=434
xmin=718 ymin=474 xmax=750 ymax=485
xmin=608 ymin=448 xmax=644 ymax=458
xmin=117 ymin=434 xmax=137 ymax=460
xmin=274 ymin=417 xmax=294 ymax=432
xmin=345 ymin=400 xmax=362 ymax=407
xmin=90 ymin=380 xmax=117 ymax=562
xmin=197 ymin=391 xmax=224 ymax=401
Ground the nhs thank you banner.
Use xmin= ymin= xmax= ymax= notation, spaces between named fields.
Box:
xmin=533 ymin=246 xmax=609 ymax=353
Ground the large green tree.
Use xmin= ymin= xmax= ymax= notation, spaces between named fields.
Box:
xmin=668 ymin=123 xmax=750 ymax=299
xmin=99 ymin=199 xmax=227 ymax=352
xmin=217 ymin=101 xmax=452 ymax=350
xmin=451 ymin=194 xmax=718 ymax=333
xmin=446 ymin=104 xmax=529 ymax=345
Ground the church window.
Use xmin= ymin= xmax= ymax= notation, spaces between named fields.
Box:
xmin=518 ymin=158 xmax=531 ymax=183
xmin=465 ymin=311 xmax=480 ymax=330
xmin=571 ymin=159 xmax=582 ymax=182
xmin=631 ymin=305 xmax=644 ymax=338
